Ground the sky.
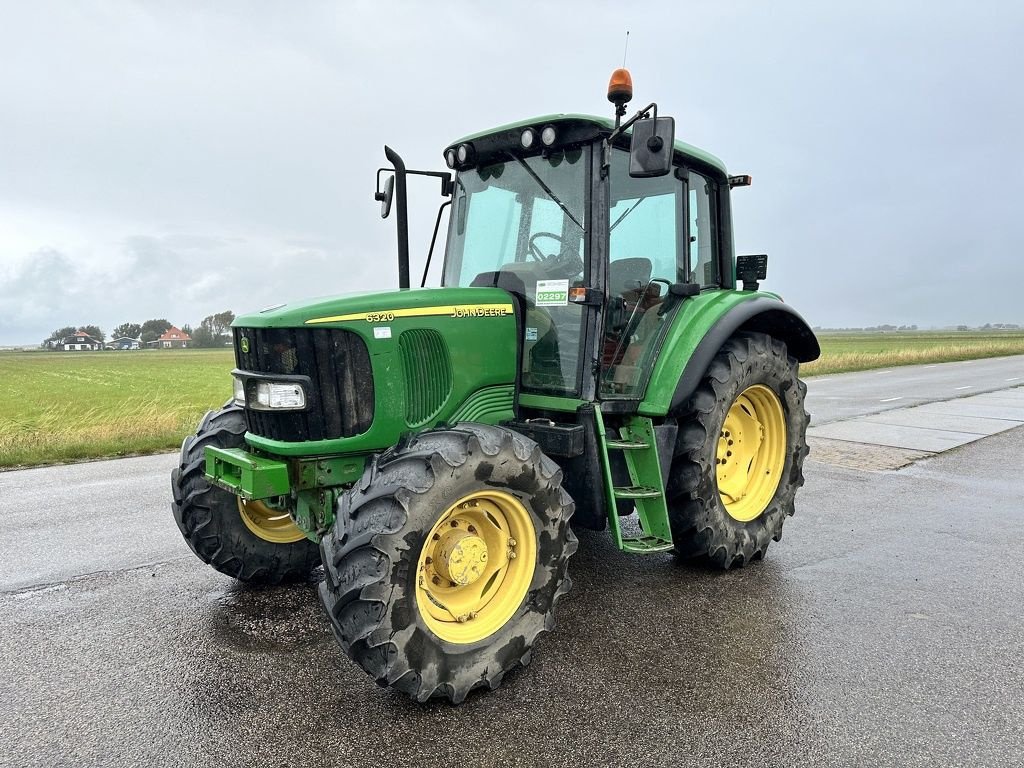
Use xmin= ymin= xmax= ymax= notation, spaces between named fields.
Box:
xmin=1 ymin=0 xmax=1022 ymax=345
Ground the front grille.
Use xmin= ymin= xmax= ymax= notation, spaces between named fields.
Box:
xmin=234 ymin=327 xmax=374 ymax=441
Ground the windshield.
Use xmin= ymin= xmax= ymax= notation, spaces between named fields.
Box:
xmin=443 ymin=148 xmax=588 ymax=289
xmin=442 ymin=147 xmax=590 ymax=394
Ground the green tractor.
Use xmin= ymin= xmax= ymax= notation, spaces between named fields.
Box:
xmin=171 ymin=69 xmax=819 ymax=703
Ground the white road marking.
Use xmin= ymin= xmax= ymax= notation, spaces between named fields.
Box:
xmin=880 ymin=397 xmax=903 ymax=402
xmin=954 ymin=386 xmax=972 ymax=390
xmin=923 ymin=365 xmax=937 ymax=369
xmin=1008 ymin=377 xmax=1021 ymax=382
xmin=875 ymin=370 xmax=893 ymax=375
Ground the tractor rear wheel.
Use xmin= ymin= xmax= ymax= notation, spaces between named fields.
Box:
xmin=318 ymin=423 xmax=577 ymax=703
xmin=170 ymin=404 xmax=321 ymax=583
xmin=666 ymin=332 xmax=810 ymax=568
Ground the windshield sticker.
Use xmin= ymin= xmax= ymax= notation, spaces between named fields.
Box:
xmin=525 ymin=327 xmax=538 ymax=342
xmin=536 ymin=279 xmax=569 ymax=307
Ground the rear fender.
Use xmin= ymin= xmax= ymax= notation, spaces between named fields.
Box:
xmin=667 ymin=296 xmax=819 ymax=414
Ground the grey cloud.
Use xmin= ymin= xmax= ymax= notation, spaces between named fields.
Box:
xmin=1 ymin=1 xmax=1023 ymax=344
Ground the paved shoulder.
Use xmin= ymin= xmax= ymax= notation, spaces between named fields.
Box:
xmin=808 ymin=384 xmax=1024 ymax=471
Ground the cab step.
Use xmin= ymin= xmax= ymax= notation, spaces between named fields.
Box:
xmin=613 ymin=485 xmax=662 ymax=499
xmin=605 ymin=438 xmax=650 ymax=450
xmin=621 ymin=536 xmax=675 ymax=554
xmin=594 ymin=412 xmax=675 ymax=555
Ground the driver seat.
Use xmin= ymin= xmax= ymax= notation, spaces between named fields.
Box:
xmin=471 ymin=268 xmax=557 ymax=383
xmin=608 ymin=257 xmax=653 ymax=297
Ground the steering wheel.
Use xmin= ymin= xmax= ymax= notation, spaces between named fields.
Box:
xmin=527 ymin=232 xmax=563 ymax=262
xmin=527 ymin=231 xmax=584 ymax=278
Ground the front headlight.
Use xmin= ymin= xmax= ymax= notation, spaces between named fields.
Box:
xmin=232 ymin=376 xmax=246 ymax=406
xmin=254 ymin=381 xmax=306 ymax=410
xmin=233 ymin=375 xmax=307 ymax=411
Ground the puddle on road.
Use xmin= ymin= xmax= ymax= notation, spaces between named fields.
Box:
xmin=201 ymin=571 xmax=329 ymax=653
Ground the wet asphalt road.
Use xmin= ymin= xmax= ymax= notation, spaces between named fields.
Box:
xmin=805 ymin=354 xmax=1024 ymax=424
xmin=3 ymin=372 xmax=1024 ymax=766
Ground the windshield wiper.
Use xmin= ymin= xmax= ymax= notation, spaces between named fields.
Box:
xmin=610 ymin=197 xmax=647 ymax=232
xmin=510 ymin=154 xmax=584 ymax=230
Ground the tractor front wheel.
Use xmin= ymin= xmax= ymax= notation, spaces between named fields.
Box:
xmin=170 ymin=404 xmax=321 ymax=583
xmin=318 ymin=423 xmax=577 ymax=703
xmin=666 ymin=332 xmax=810 ymax=568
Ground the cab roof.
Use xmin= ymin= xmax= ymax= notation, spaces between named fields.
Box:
xmin=449 ymin=113 xmax=727 ymax=175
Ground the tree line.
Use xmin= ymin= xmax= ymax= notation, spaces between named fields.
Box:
xmin=42 ymin=310 xmax=236 ymax=348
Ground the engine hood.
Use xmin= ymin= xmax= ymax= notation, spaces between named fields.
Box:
xmin=232 ymin=286 xmax=515 ymax=329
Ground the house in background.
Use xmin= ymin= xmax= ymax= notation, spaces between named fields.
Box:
xmin=155 ymin=326 xmax=191 ymax=349
xmin=63 ymin=330 xmax=103 ymax=351
xmin=108 ymin=336 xmax=141 ymax=350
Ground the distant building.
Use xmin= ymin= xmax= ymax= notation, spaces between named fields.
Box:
xmin=155 ymin=326 xmax=191 ymax=349
xmin=109 ymin=336 xmax=141 ymax=350
xmin=63 ymin=330 xmax=103 ymax=351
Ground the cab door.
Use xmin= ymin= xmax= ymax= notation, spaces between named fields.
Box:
xmin=599 ymin=149 xmax=688 ymax=399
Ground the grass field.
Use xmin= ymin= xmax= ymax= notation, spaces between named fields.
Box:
xmin=0 ymin=349 xmax=233 ymax=469
xmin=2 ymin=331 xmax=1023 ymax=469
xmin=802 ymin=330 xmax=1024 ymax=376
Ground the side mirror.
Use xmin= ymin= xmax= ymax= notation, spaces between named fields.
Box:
xmin=375 ymin=174 xmax=395 ymax=219
xmin=629 ymin=116 xmax=675 ymax=178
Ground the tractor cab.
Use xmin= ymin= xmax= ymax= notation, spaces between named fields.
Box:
xmin=439 ymin=113 xmax=728 ymax=403
xmin=378 ymin=72 xmax=739 ymax=409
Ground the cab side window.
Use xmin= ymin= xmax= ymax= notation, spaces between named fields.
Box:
xmin=688 ymin=170 xmax=719 ymax=287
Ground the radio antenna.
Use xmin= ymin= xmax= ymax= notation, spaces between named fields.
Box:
xmin=622 ymin=30 xmax=630 ymax=68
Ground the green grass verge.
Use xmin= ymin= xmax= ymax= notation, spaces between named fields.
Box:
xmin=804 ymin=331 xmax=1024 ymax=376
xmin=0 ymin=349 xmax=233 ymax=469
xmin=2 ymin=331 xmax=1023 ymax=469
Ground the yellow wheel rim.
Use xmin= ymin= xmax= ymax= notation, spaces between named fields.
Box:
xmin=716 ymin=384 xmax=787 ymax=523
xmin=238 ymin=498 xmax=307 ymax=544
xmin=415 ymin=490 xmax=537 ymax=644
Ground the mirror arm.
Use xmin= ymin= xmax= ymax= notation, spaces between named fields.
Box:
xmin=377 ymin=151 xmax=454 ymax=290
xmin=420 ymin=200 xmax=452 ymax=288
xmin=374 ymin=167 xmax=390 ymax=199
xmin=608 ymin=102 xmax=658 ymax=144
xmin=603 ymin=101 xmax=659 ymax=174
xmin=405 ymin=169 xmax=454 ymax=197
